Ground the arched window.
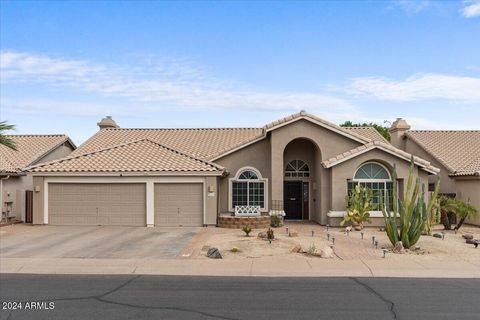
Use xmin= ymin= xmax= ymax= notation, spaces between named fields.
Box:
xmin=348 ymin=162 xmax=394 ymax=211
xmin=285 ymin=160 xmax=310 ymax=177
xmin=230 ymin=167 xmax=267 ymax=211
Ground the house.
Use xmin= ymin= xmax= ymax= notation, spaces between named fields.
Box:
xmin=26 ymin=112 xmax=439 ymax=227
xmin=389 ymin=118 xmax=480 ymax=226
xmin=1 ymin=134 xmax=76 ymax=222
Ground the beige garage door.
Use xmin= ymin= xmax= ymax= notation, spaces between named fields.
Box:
xmin=48 ymin=183 xmax=146 ymax=226
xmin=154 ymin=183 xmax=203 ymax=226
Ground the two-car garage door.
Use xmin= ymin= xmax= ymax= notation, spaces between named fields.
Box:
xmin=48 ymin=182 xmax=203 ymax=227
xmin=48 ymin=183 xmax=146 ymax=226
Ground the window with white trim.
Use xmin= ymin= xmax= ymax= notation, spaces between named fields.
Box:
xmin=231 ymin=168 xmax=266 ymax=210
xmin=285 ymin=160 xmax=310 ymax=177
xmin=347 ymin=162 xmax=394 ymax=211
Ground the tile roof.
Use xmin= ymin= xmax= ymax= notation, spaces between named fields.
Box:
xmin=28 ymin=139 xmax=224 ymax=174
xmin=322 ymin=141 xmax=439 ymax=174
xmin=406 ymin=130 xmax=480 ymax=176
xmin=343 ymin=127 xmax=389 ymax=143
xmin=0 ymin=135 xmax=73 ymax=174
xmin=72 ymin=128 xmax=265 ymax=161
xmin=263 ymin=111 xmax=370 ymax=143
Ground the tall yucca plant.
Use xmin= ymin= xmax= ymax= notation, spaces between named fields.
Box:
xmin=382 ymin=157 xmax=439 ymax=249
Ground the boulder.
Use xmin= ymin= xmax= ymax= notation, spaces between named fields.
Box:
xmin=433 ymin=233 xmax=442 ymax=239
xmin=354 ymin=225 xmax=363 ymax=231
xmin=466 ymin=239 xmax=477 ymax=244
xmin=320 ymin=246 xmax=334 ymax=259
xmin=392 ymin=241 xmax=405 ymax=254
xmin=257 ymin=232 xmax=267 ymax=239
xmin=462 ymin=234 xmax=474 ymax=240
xmin=291 ymin=245 xmax=303 ymax=253
xmin=207 ymin=247 xmax=222 ymax=259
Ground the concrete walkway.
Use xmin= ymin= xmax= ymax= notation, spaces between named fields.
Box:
xmin=2 ymin=256 xmax=479 ymax=278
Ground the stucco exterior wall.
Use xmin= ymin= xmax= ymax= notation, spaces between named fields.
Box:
xmin=33 ymin=143 xmax=74 ymax=165
xmin=270 ymin=119 xmax=363 ymax=224
xmin=2 ymin=175 xmax=32 ymax=220
xmin=330 ymin=149 xmax=425 ymax=212
xmin=455 ymin=178 xmax=480 ymax=225
xmin=403 ymin=138 xmax=455 ymax=194
xmin=32 ymin=176 xmax=45 ymax=224
xmin=215 ymin=138 xmax=271 ymax=213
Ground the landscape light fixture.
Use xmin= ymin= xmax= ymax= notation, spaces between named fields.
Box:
xmin=382 ymin=249 xmax=388 ymax=258
xmin=311 ymin=230 xmax=314 ymax=237
xmin=327 ymin=233 xmax=330 ymax=241
xmin=286 ymin=227 xmax=289 ymax=235
xmin=441 ymin=232 xmax=445 ymax=240
xmin=361 ymin=232 xmax=364 ymax=240
xmin=332 ymin=237 xmax=335 ymax=245
xmin=326 ymin=224 xmax=329 ymax=232
xmin=372 ymin=236 xmax=376 ymax=245
xmin=375 ymin=240 xmax=379 ymax=249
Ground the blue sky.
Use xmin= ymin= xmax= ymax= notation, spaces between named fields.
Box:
xmin=1 ymin=0 xmax=479 ymax=144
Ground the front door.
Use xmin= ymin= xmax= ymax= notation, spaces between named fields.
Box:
xmin=284 ymin=181 xmax=303 ymax=219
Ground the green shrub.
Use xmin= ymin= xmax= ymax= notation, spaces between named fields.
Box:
xmin=242 ymin=225 xmax=252 ymax=237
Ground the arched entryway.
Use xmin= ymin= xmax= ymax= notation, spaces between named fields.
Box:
xmin=283 ymin=138 xmax=320 ymax=220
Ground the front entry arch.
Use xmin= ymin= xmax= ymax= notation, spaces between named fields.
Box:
xmin=283 ymin=138 xmax=319 ymax=220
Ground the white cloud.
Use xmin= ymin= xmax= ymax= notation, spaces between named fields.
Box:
xmin=346 ymin=73 xmax=480 ymax=102
xmin=0 ymin=51 xmax=356 ymax=119
xmin=393 ymin=0 xmax=430 ymax=14
xmin=461 ymin=0 xmax=480 ymax=18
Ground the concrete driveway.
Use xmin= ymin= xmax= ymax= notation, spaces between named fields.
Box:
xmin=0 ymin=225 xmax=200 ymax=259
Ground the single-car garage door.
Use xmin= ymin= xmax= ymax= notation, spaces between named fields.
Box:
xmin=154 ymin=183 xmax=203 ymax=226
xmin=48 ymin=183 xmax=146 ymax=226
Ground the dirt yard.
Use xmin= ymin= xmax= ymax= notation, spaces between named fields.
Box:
xmin=183 ymin=221 xmax=480 ymax=264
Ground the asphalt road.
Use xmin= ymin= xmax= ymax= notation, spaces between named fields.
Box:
xmin=1 ymin=275 xmax=478 ymax=320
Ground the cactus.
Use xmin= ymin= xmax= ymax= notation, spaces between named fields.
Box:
xmin=242 ymin=225 xmax=252 ymax=237
xmin=381 ymin=157 xmax=439 ymax=249
xmin=341 ymin=185 xmax=373 ymax=230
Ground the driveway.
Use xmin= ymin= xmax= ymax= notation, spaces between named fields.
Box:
xmin=0 ymin=225 xmax=200 ymax=259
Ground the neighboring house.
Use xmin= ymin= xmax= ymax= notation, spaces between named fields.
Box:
xmin=0 ymin=134 xmax=76 ymax=222
xmin=389 ymin=118 xmax=480 ymax=226
xmin=26 ymin=112 xmax=438 ymax=227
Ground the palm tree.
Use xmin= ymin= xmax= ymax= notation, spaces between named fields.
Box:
xmin=454 ymin=200 xmax=478 ymax=230
xmin=0 ymin=121 xmax=16 ymax=150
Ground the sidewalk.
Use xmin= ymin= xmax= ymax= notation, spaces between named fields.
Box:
xmin=2 ymin=255 xmax=479 ymax=278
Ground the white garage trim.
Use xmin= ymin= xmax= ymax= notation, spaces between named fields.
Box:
xmin=43 ymin=176 xmax=207 ymax=226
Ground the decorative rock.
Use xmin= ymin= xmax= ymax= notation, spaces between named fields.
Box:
xmin=433 ymin=233 xmax=442 ymax=239
xmin=206 ymin=247 xmax=222 ymax=259
xmin=392 ymin=241 xmax=405 ymax=254
xmin=466 ymin=239 xmax=477 ymax=244
xmin=354 ymin=225 xmax=363 ymax=231
xmin=320 ymin=246 xmax=334 ymax=259
xmin=257 ymin=232 xmax=267 ymax=239
xmin=289 ymin=232 xmax=298 ymax=237
xmin=462 ymin=234 xmax=474 ymax=240
xmin=291 ymin=245 xmax=303 ymax=253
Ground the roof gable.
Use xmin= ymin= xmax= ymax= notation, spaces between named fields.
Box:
xmin=0 ymin=134 xmax=75 ymax=174
xmin=406 ymin=130 xmax=480 ymax=176
xmin=27 ymin=139 xmax=223 ymax=174
xmin=322 ymin=141 xmax=439 ymax=174
xmin=263 ymin=111 xmax=370 ymax=144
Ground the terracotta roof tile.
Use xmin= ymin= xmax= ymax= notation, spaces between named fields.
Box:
xmin=72 ymin=128 xmax=264 ymax=161
xmin=406 ymin=130 xmax=480 ymax=176
xmin=322 ymin=141 xmax=439 ymax=174
xmin=0 ymin=135 xmax=73 ymax=174
xmin=28 ymin=139 xmax=223 ymax=173
xmin=343 ymin=127 xmax=389 ymax=143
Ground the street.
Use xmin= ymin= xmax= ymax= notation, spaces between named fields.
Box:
xmin=0 ymin=274 xmax=478 ymax=320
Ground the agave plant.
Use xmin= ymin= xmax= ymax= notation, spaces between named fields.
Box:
xmin=341 ymin=185 xmax=373 ymax=230
xmin=382 ymin=157 xmax=439 ymax=249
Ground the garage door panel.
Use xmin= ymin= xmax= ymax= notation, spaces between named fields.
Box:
xmin=154 ymin=183 xmax=203 ymax=227
xmin=48 ymin=183 xmax=146 ymax=226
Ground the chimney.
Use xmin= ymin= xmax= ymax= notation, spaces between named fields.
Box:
xmin=97 ymin=116 xmax=119 ymax=130
xmin=389 ymin=118 xmax=410 ymax=150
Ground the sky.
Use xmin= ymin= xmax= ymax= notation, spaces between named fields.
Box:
xmin=1 ymin=0 xmax=479 ymax=144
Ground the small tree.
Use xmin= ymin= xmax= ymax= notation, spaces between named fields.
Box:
xmin=454 ymin=200 xmax=478 ymax=230
xmin=341 ymin=185 xmax=373 ymax=230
